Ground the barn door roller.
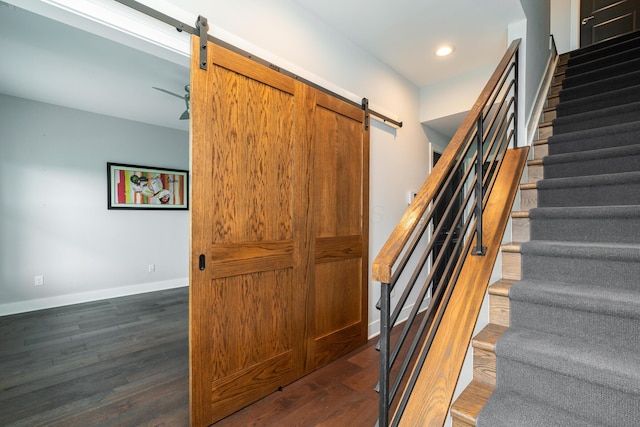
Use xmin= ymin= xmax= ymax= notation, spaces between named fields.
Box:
xmin=196 ymin=16 xmax=209 ymax=70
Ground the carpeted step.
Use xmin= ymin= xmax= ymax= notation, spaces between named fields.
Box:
xmin=491 ymin=329 xmax=640 ymax=427
xmin=552 ymin=101 xmax=640 ymax=135
xmin=529 ymin=206 xmax=640 ymax=244
xmin=520 ymin=240 xmax=640 ymax=289
xmin=565 ymin=45 xmax=640 ymax=77
xmin=547 ymin=120 xmax=640 ymax=155
xmin=543 ymin=143 xmax=640 ymax=179
xmin=556 ymin=83 xmax=640 ymax=117
xmin=568 ymin=31 xmax=640 ymax=61
xmin=559 ymin=69 xmax=640 ymax=102
xmin=536 ymin=171 xmax=640 ymax=207
xmin=563 ymin=56 xmax=640 ymax=90
xmin=509 ymin=279 xmax=640 ymax=352
xmin=477 ymin=389 xmax=604 ymax=427
xmin=568 ymin=30 xmax=640 ymax=63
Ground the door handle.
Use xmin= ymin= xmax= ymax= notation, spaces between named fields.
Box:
xmin=582 ymin=15 xmax=595 ymax=25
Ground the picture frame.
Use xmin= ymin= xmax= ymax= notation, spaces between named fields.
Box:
xmin=107 ymin=162 xmax=189 ymax=210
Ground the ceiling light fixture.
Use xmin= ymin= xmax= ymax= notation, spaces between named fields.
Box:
xmin=436 ymin=45 xmax=454 ymax=57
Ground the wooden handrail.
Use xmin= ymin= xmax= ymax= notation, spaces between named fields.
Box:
xmin=371 ymin=38 xmax=521 ymax=284
xmin=397 ymin=146 xmax=529 ymax=426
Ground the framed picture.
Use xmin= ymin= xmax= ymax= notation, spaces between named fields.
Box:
xmin=107 ymin=162 xmax=189 ymax=210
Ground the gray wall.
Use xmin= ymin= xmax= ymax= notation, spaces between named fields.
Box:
xmin=0 ymin=94 xmax=189 ymax=314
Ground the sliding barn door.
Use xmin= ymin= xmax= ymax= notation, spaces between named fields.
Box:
xmin=189 ymin=36 xmax=369 ymax=426
xmin=308 ymin=92 xmax=369 ymax=370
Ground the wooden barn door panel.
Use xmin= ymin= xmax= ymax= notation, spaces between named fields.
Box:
xmin=309 ymin=91 xmax=369 ymax=371
xmin=189 ymin=39 xmax=305 ymax=426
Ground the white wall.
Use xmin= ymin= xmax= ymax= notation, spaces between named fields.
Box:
xmin=0 ymin=95 xmax=189 ymax=315
xmin=551 ymin=0 xmax=579 ymax=53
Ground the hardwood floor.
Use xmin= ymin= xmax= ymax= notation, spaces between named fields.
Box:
xmin=0 ymin=288 xmax=380 ymax=426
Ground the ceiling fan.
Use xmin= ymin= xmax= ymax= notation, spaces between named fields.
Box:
xmin=152 ymin=85 xmax=190 ymax=120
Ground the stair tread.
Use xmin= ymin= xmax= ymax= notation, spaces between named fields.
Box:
xmin=488 ymin=278 xmax=515 ymax=296
xmin=496 ymin=328 xmax=640 ymax=393
xmin=530 ymin=204 xmax=640 ymax=219
xmin=543 ymin=142 xmax=640 ymax=164
xmin=450 ymin=380 xmax=494 ymax=425
xmin=472 ymin=324 xmax=507 ymax=351
xmin=511 ymin=210 xmax=529 ymax=218
xmin=537 ymin=170 xmax=640 ymax=189
xmin=532 ymin=138 xmax=548 ymax=146
xmin=553 ymin=99 xmax=640 ymax=126
xmin=477 ymin=389 xmax=603 ymax=427
xmin=500 ymin=242 xmax=521 ymax=253
xmin=527 ymin=159 xmax=543 ymax=166
xmin=510 ymin=279 xmax=640 ymax=319
xmin=523 ymin=239 xmax=640 ymax=253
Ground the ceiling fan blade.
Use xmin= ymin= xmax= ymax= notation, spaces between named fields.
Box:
xmin=152 ymin=86 xmax=184 ymax=99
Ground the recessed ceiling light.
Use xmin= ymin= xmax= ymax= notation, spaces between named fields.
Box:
xmin=436 ymin=45 xmax=454 ymax=57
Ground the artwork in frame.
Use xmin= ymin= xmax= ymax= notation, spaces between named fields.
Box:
xmin=107 ymin=163 xmax=189 ymax=210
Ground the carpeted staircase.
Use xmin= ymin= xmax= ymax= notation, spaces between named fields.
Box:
xmin=460 ymin=32 xmax=640 ymax=426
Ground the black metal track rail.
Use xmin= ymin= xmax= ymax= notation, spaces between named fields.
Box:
xmin=115 ymin=0 xmax=402 ymax=128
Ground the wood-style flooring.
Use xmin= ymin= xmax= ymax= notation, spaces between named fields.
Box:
xmin=0 ymin=287 xmax=380 ymax=426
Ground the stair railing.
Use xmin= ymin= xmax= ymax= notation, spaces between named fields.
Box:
xmin=373 ymin=39 xmax=520 ymax=427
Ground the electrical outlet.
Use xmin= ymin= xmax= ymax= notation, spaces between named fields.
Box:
xmin=148 ymin=264 xmax=156 ymax=273
xmin=35 ymin=275 xmax=44 ymax=286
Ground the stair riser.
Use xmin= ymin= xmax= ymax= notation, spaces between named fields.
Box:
xmin=510 ymin=300 xmax=640 ymax=353
xmin=473 ymin=348 xmax=496 ymax=386
xmin=538 ymin=125 xmax=552 ymax=140
xmin=552 ymin=72 xmax=565 ymax=85
xmin=527 ymin=164 xmax=543 ymax=183
xmin=511 ymin=217 xmax=529 ymax=243
xmin=546 ymin=96 xmax=560 ymax=109
xmin=543 ymin=109 xmax=556 ymax=122
xmin=489 ymin=294 xmax=510 ymax=327
xmin=501 ymin=251 xmax=521 ymax=281
xmin=520 ymin=188 xmax=537 ymax=211
xmin=533 ymin=142 xmax=548 ymax=159
xmin=522 ymin=252 xmax=640 ymax=289
xmin=452 ymin=418 xmax=474 ymax=427
xmin=538 ymin=181 xmax=640 ymax=208
xmin=495 ymin=359 xmax=640 ymax=427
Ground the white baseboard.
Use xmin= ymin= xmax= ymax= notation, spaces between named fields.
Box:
xmin=0 ymin=278 xmax=188 ymax=317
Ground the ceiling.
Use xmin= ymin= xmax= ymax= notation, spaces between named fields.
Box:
xmin=0 ymin=0 xmax=524 ymax=135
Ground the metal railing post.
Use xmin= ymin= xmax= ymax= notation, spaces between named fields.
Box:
xmin=513 ymin=51 xmax=519 ymax=149
xmin=473 ymin=117 xmax=487 ymax=256
xmin=378 ymin=282 xmax=391 ymax=427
